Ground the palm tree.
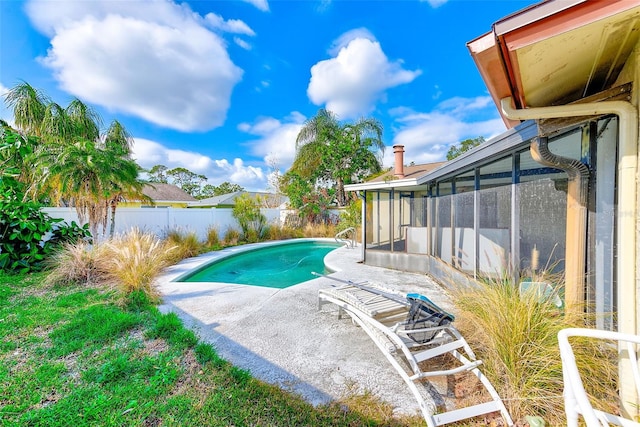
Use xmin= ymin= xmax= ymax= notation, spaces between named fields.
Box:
xmin=4 ymin=81 xmax=146 ymax=238
xmin=42 ymin=139 xmax=142 ymax=238
xmin=293 ymin=109 xmax=385 ymax=206
xmin=4 ymin=81 xmax=48 ymax=137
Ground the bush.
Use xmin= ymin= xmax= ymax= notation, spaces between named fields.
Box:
xmin=0 ymin=179 xmax=91 ymax=273
xmin=96 ymin=229 xmax=174 ymax=303
xmin=205 ymin=226 xmax=220 ymax=248
xmin=223 ymin=226 xmax=240 ymax=246
xmin=302 ymin=222 xmax=337 ymax=238
xmin=45 ymin=241 xmax=100 ymax=286
xmin=163 ymin=229 xmax=202 ymax=263
xmin=232 ymin=194 xmax=268 ymax=241
xmin=452 ymin=278 xmax=618 ymax=424
xmin=337 ymin=200 xmax=361 ymax=232
xmin=266 ymin=225 xmax=301 ymax=241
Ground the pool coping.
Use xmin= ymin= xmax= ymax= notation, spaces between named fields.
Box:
xmin=163 ymin=237 xmax=341 ymax=284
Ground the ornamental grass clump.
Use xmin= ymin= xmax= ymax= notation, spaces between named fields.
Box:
xmin=205 ymin=226 xmax=220 ymax=248
xmin=45 ymin=241 xmax=102 ymax=286
xmin=223 ymin=226 xmax=240 ymax=246
xmin=98 ymin=229 xmax=174 ymax=303
xmin=451 ymin=277 xmax=618 ymax=425
xmin=302 ymin=222 xmax=337 ymax=238
xmin=163 ymin=228 xmax=203 ymax=263
xmin=266 ymin=224 xmax=302 ymax=241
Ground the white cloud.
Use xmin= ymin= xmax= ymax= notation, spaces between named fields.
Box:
xmin=25 ymin=1 xmax=256 ymax=37
xmin=388 ymin=96 xmax=506 ymax=166
xmin=241 ymin=0 xmax=269 ymax=12
xmin=0 ymin=83 xmax=13 ymax=125
xmin=238 ymin=112 xmax=306 ymax=170
xmin=328 ymin=28 xmax=376 ymax=56
xmin=132 ymin=138 xmax=266 ymax=189
xmin=420 ymin=0 xmax=449 ymax=7
xmin=204 ymin=13 xmax=256 ymax=36
xmin=25 ymin=0 xmax=245 ymax=132
xmin=307 ymin=35 xmax=421 ymax=119
xmin=316 ymin=0 xmax=332 ymax=13
xmin=234 ymin=37 xmax=252 ymax=50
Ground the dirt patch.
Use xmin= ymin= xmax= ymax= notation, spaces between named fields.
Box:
xmin=417 ymin=353 xmax=513 ymax=426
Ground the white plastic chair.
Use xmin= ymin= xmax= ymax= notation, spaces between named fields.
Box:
xmin=558 ymin=328 xmax=640 ymax=427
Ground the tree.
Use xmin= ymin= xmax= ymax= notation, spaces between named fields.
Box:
xmin=232 ymin=193 xmax=267 ymax=242
xmin=148 ymin=164 xmax=169 ymax=183
xmin=291 ymin=109 xmax=385 ymax=207
xmin=200 ymin=181 xmax=244 ymax=199
xmin=446 ymin=137 xmax=485 ymax=160
xmin=4 ymin=81 xmax=145 ymax=238
xmin=0 ymin=122 xmax=39 ymax=198
xmin=265 ymin=156 xmax=283 ymax=196
xmin=39 ymin=139 xmax=141 ymax=238
xmin=280 ymin=171 xmax=313 ymax=209
xmin=166 ymin=167 xmax=207 ymax=197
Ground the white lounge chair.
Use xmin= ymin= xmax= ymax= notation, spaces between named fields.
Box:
xmin=316 ymin=274 xmax=514 ymax=427
xmin=558 ymin=328 xmax=640 ymax=427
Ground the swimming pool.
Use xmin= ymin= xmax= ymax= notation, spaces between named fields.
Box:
xmin=178 ymin=240 xmax=341 ymax=288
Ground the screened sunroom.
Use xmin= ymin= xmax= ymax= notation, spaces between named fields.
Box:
xmin=347 ymin=115 xmax=620 ymax=330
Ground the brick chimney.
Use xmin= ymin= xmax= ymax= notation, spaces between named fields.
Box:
xmin=393 ymin=144 xmax=405 ymax=179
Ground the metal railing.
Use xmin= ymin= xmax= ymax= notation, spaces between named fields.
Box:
xmin=335 ymin=227 xmax=356 ymax=248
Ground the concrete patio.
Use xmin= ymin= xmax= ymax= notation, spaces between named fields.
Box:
xmin=155 ymin=239 xmax=456 ymax=417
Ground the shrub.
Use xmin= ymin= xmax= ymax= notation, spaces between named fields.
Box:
xmin=163 ymin=229 xmax=202 ymax=262
xmin=0 ymin=179 xmax=91 ymax=273
xmin=232 ymin=194 xmax=268 ymax=241
xmin=302 ymin=222 xmax=337 ymax=238
xmin=97 ymin=229 xmax=173 ymax=303
xmin=337 ymin=199 xmax=361 ymax=232
xmin=299 ymin=188 xmax=334 ymax=225
xmin=266 ymin=225 xmax=301 ymax=241
xmin=223 ymin=227 xmax=240 ymax=246
xmin=452 ymin=278 xmax=618 ymax=424
xmin=45 ymin=241 xmax=101 ymax=286
xmin=205 ymin=226 xmax=220 ymax=248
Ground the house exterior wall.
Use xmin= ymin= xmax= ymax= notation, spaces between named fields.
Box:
xmin=361 ymin=114 xmax=621 ymax=329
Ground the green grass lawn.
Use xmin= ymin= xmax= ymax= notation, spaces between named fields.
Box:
xmin=0 ymin=271 xmax=412 ymax=427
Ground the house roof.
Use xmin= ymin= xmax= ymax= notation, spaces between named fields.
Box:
xmin=188 ymin=191 xmax=288 ymax=207
xmin=345 ymin=121 xmax=540 ymax=192
xmin=142 ymin=183 xmax=197 ymax=202
xmin=345 ymin=161 xmax=449 ymax=192
xmin=367 ymin=162 xmax=446 ymax=183
xmin=467 ymin=0 xmax=640 ymax=127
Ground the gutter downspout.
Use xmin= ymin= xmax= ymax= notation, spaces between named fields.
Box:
xmin=501 ymin=96 xmax=638 ymax=417
xmin=530 ymin=136 xmax=590 ymax=316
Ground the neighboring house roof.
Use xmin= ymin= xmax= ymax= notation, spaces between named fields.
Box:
xmin=142 ymin=183 xmax=197 ymax=203
xmin=367 ymin=162 xmax=446 ymax=183
xmin=188 ymin=191 xmax=288 ymax=208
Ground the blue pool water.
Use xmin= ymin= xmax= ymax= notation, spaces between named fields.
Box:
xmin=179 ymin=240 xmax=341 ymax=288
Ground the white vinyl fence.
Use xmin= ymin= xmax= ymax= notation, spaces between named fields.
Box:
xmin=42 ymin=207 xmax=283 ymax=241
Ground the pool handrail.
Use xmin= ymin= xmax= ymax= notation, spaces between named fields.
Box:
xmin=335 ymin=227 xmax=356 ymax=248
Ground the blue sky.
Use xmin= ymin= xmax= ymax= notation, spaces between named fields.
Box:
xmin=0 ymin=0 xmax=531 ymax=191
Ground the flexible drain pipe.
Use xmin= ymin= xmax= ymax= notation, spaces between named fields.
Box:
xmin=501 ymin=96 xmax=638 ymax=416
xmin=530 ymin=136 xmax=590 ymax=316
